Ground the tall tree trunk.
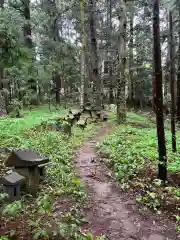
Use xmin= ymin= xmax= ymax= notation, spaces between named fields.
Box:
xmin=169 ymin=11 xmax=176 ymax=152
xmin=17 ymin=80 xmax=22 ymax=101
xmin=153 ymin=0 xmax=167 ymax=181
xmin=89 ymin=0 xmax=101 ymax=108
xmin=177 ymin=6 xmax=180 ymax=122
xmin=0 ymin=0 xmax=4 ymax=91
xmin=117 ymin=0 xmax=127 ymax=123
xmin=0 ymin=68 xmax=3 ymax=90
xmin=54 ymin=71 xmax=61 ymax=104
xmin=0 ymin=0 xmax=4 ymax=7
xmin=23 ymin=0 xmax=33 ymax=48
xmin=109 ymin=67 xmax=114 ymax=104
xmin=8 ymin=80 xmax=12 ymax=102
xmin=128 ymin=2 xmax=134 ymax=107
xmin=55 ymin=86 xmax=60 ymax=104
xmin=107 ymin=0 xmax=114 ymax=104
xmin=80 ymin=52 xmax=87 ymax=106
xmin=164 ymin=55 xmax=169 ymax=98
xmin=80 ymin=0 xmax=88 ymax=107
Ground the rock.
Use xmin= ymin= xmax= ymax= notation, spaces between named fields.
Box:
xmin=5 ymin=149 xmax=49 ymax=167
xmin=1 ymin=171 xmax=25 ymax=201
xmin=1 ymin=171 xmax=25 ymax=185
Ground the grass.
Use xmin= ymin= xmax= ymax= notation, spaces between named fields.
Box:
xmin=0 ymin=105 xmax=67 ymax=148
xmin=97 ymin=111 xmax=180 ymax=232
xmin=1 ymin=107 xmax=179 ymax=237
xmin=0 ymin=105 xmax=101 ymax=240
xmin=99 ymin=112 xmax=180 ymax=170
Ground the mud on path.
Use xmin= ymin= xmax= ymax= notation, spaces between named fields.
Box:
xmin=74 ymin=124 xmax=179 ymax=240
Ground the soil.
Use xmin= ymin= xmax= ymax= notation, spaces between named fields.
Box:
xmin=0 ymin=111 xmax=7 ymax=117
xmin=127 ymin=122 xmax=150 ymax=128
xmin=75 ymin=124 xmax=179 ymax=240
xmin=0 ymin=124 xmax=179 ymax=239
xmin=169 ymin=172 xmax=180 ymax=187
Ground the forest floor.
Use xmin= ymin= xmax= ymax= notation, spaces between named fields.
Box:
xmin=75 ymin=121 xmax=179 ymax=240
xmin=0 ymin=107 xmax=179 ymax=239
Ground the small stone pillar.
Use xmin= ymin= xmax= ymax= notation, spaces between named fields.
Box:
xmin=5 ymin=149 xmax=49 ymax=195
xmin=1 ymin=172 xmax=25 ymax=201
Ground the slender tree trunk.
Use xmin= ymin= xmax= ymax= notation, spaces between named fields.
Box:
xmin=89 ymin=0 xmax=101 ymax=108
xmin=0 ymin=0 xmax=4 ymax=91
xmin=0 ymin=0 xmax=4 ymax=7
xmin=55 ymin=89 xmax=60 ymax=104
xmin=8 ymin=80 xmax=12 ymax=102
xmin=152 ymin=68 xmax=156 ymax=112
xmin=169 ymin=11 xmax=176 ymax=152
xmin=109 ymin=67 xmax=114 ymax=104
xmin=80 ymin=53 xmax=85 ymax=107
xmin=107 ymin=0 xmax=114 ymax=104
xmin=177 ymin=6 xmax=180 ymax=122
xmin=0 ymin=68 xmax=3 ymax=90
xmin=117 ymin=0 xmax=127 ymax=123
xmin=164 ymin=55 xmax=169 ymax=98
xmin=80 ymin=0 xmax=88 ymax=107
xmin=153 ymin=0 xmax=167 ymax=181
xmin=17 ymin=80 xmax=22 ymax=101
xmin=129 ymin=2 xmax=134 ymax=107
xmin=55 ymin=72 xmax=61 ymax=104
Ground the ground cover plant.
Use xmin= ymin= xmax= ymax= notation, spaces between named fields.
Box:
xmin=1 ymin=0 xmax=180 ymax=238
xmin=97 ymin=111 xmax=180 ymax=233
xmin=0 ymin=105 xmax=103 ymax=240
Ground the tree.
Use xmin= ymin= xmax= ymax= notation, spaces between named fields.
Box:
xmin=80 ymin=0 xmax=88 ymax=107
xmin=0 ymin=0 xmax=4 ymax=91
xmin=177 ymin=5 xmax=180 ymax=122
xmin=117 ymin=0 xmax=127 ymax=123
xmin=153 ymin=0 xmax=167 ymax=181
xmin=107 ymin=0 xmax=114 ymax=104
xmin=23 ymin=0 xmax=33 ymax=48
xmin=88 ymin=0 xmax=101 ymax=108
xmin=169 ymin=10 xmax=176 ymax=152
xmin=128 ymin=1 xmax=134 ymax=107
xmin=133 ymin=1 xmax=153 ymax=110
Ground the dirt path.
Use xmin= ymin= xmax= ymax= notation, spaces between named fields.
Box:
xmin=74 ymin=124 xmax=179 ymax=240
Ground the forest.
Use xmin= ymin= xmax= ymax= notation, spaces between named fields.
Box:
xmin=0 ymin=0 xmax=180 ymax=239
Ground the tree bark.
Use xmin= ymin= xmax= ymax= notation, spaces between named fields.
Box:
xmin=164 ymin=55 xmax=169 ymax=98
xmin=23 ymin=0 xmax=33 ymax=48
xmin=177 ymin=6 xmax=180 ymax=122
xmin=129 ymin=2 xmax=134 ymax=106
xmin=80 ymin=0 xmax=88 ymax=107
xmin=54 ymin=71 xmax=61 ymax=104
xmin=0 ymin=68 xmax=3 ymax=90
xmin=169 ymin=11 xmax=176 ymax=152
xmin=17 ymin=80 xmax=22 ymax=101
xmin=107 ymin=0 xmax=114 ymax=104
xmin=153 ymin=0 xmax=167 ymax=181
xmin=0 ymin=0 xmax=4 ymax=91
xmin=0 ymin=0 xmax=4 ymax=7
xmin=89 ymin=0 xmax=101 ymax=108
xmin=117 ymin=0 xmax=127 ymax=123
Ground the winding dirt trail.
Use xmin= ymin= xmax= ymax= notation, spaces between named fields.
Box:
xmin=74 ymin=124 xmax=179 ymax=240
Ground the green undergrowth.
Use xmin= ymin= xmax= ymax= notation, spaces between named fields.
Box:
xmin=0 ymin=105 xmax=67 ymax=148
xmin=97 ymin=111 xmax=180 ymax=232
xmin=0 ymin=105 xmax=102 ymax=240
xmin=107 ymin=111 xmax=180 ymax=173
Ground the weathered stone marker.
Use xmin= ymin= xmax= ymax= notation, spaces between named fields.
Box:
xmin=5 ymin=149 xmax=49 ymax=194
xmin=38 ymin=163 xmax=49 ymax=181
xmin=1 ymin=171 xmax=25 ymax=201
